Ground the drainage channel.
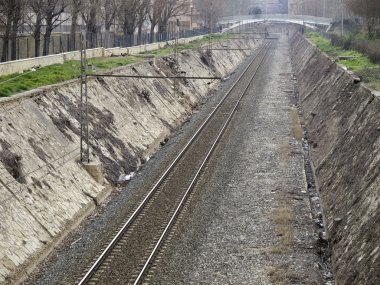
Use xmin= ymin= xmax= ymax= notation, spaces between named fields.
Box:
xmin=303 ymin=136 xmax=335 ymax=285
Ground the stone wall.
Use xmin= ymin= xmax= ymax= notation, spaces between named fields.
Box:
xmin=290 ymin=32 xmax=380 ymax=285
xmin=0 ymin=38 xmax=259 ymax=284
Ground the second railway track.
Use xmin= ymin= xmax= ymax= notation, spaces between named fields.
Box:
xmin=78 ymin=40 xmax=273 ymax=285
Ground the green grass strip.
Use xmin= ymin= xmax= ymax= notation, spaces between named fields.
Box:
xmin=0 ymin=56 xmax=142 ymax=97
xmin=141 ymin=33 xmax=228 ymax=57
xmin=0 ymin=34 xmax=229 ymax=97
xmin=306 ymin=31 xmax=380 ymax=91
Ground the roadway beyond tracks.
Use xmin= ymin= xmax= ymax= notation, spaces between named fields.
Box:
xmin=31 ymin=34 xmax=325 ymax=285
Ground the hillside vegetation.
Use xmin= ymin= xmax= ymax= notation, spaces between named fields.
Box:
xmin=307 ymin=31 xmax=380 ymax=91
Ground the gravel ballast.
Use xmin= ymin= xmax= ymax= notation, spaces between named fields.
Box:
xmin=29 ymin=34 xmax=323 ymax=285
xmin=146 ymin=35 xmax=322 ymax=284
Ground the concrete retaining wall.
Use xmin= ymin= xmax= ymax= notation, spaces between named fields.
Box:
xmin=290 ymin=32 xmax=380 ymax=285
xmin=0 ymin=35 xmax=205 ymax=76
xmin=0 ymin=38 xmax=259 ymax=284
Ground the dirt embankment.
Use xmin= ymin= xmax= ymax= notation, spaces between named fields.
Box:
xmin=290 ymin=32 xmax=380 ymax=285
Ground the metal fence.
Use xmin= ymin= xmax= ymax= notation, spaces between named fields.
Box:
xmin=0 ymin=27 xmax=210 ymax=62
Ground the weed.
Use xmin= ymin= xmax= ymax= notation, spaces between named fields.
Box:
xmin=272 ymin=206 xmax=295 ymax=253
xmin=268 ymin=265 xmax=302 ymax=285
xmin=279 ymin=142 xmax=290 ymax=162
xmin=274 ymin=207 xmax=295 ymax=224
xmin=290 ymin=108 xmax=303 ymax=141
xmin=271 ymin=191 xmax=295 ymax=254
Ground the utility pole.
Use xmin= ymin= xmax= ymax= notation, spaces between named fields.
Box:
xmin=340 ymin=0 xmax=344 ymax=36
xmin=80 ymin=32 xmax=89 ymax=163
xmin=265 ymin=0 xmax=267 ymax=21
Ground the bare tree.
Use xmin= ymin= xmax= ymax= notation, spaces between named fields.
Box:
xmin=345 ymin=0 xmax=380 ymax=38
xmin=195 ymin=0 xmax=224 ymax=28
xmin=157 ymin=0 xmax=187 ymax=35
xmin=82 ymin=0 xmax=101 ymax=48
xmin=136 ymin=0 xmax=150 ymax=44
xmin=29 ymin=0 xmax=46 ymax=57
xmin=148 ymin=0 xmax=164 ymax=43
xmin=43 ymin=0 xmax=69 ymax=55
xmin=0 ymin=0 xmax=26 ymax=61
xmin=147 ymin=0 xmax=188 ymax=43
xmin=101 ymin=0 xmax=118 ymax=47
xmin=118 ymin=0 xmax=140 ymax=46
xmin=9 ymin=0 xmax=24 ymax=60
xmin=69 ymin=0 xmax=84 ymax=51
xmin=0 ymin=0 xmax=15 ymax=61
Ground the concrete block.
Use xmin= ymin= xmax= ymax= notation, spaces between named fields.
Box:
xmin=83 ymin=161 xmax=104 ymax=184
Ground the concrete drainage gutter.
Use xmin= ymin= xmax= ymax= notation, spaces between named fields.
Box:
xmin=0 ymin=38 xmax=260 ymax=284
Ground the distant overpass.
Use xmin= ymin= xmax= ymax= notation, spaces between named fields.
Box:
xmin=218 ymin=14 xmax=332 ymax=31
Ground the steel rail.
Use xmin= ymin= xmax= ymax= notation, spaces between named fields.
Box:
xmin=77 ymin=41 xmax=270 ymax=285
xmin=87 ymin=74 xmax=222 ymax=80
xmin=133 ymin=41 xmax=272 ymax=285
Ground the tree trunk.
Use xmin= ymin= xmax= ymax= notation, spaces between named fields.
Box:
xmin=123 ymin=24 xmax=134 ymax=47
xmin=34 ymin=13 xmax=43 ymax=57
xmin=86 ymin=23 xmax=97 ymax=48
xmin=43 ymin=17 xmax=54 ymax=55
xmin=70 ymin=11 xmax=79 ymax=51
xmin=150 ymin=23 xmax=156 ymax=43
xmin=1 ymin=9 xmax=13 ymax=62
xmin=86 ymin=7 xmax=98 ymax=48
xmin=10 ymin=3 xmax=21 ymax=60
xmin=158 ymin=22 xmax=167 ymax=41
xmin=137 ymin=24 xmax=143 ymax=45
xmin=367 ymin=17 xmax=376 ymax=39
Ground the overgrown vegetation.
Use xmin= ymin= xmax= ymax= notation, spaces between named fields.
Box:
xmin=290 ymin=108 xmax=304 ymax=141
xmin=268 ymin=265 xmax=304 ymax=285
xmin=0 ymin=56 xmax=141 ymax=97
xmin=141 ymin=34 xmax=227 ymax=57
xmin=345 ymin=0 xmax=380 ymax=39
xmin=330 ymin=33 xmax=380 ymax=64
xmin=307 ymin=31 xmax=380 ymax=91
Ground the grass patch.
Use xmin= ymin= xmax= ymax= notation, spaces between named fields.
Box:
xmin=273 ymin=206 xmax=295 ymax=252
xmin=268 ymin=265 xmax=303 ymax=285
xmin=141 ymin=33 xmax=229 ymax=57
xmin=306 ymin=31 xmax=340 ymax=56
xmin=88 ymin=56 xmax=142 ymax=70
xmin=306 ymin=31 xmax=380 ymax=91
xmin=0 ymin=56 xmax=142 ymax=97
xmin=279 ymin=142 xmax=290 ymax=162
xmin=290 ymin=108 xmax=303 ymax=141
xmin=271 ymin=192 xmax=295 ymax=254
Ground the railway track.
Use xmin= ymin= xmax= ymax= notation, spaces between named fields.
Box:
xmin=77 ymin=40 xmax=272 ymax=285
